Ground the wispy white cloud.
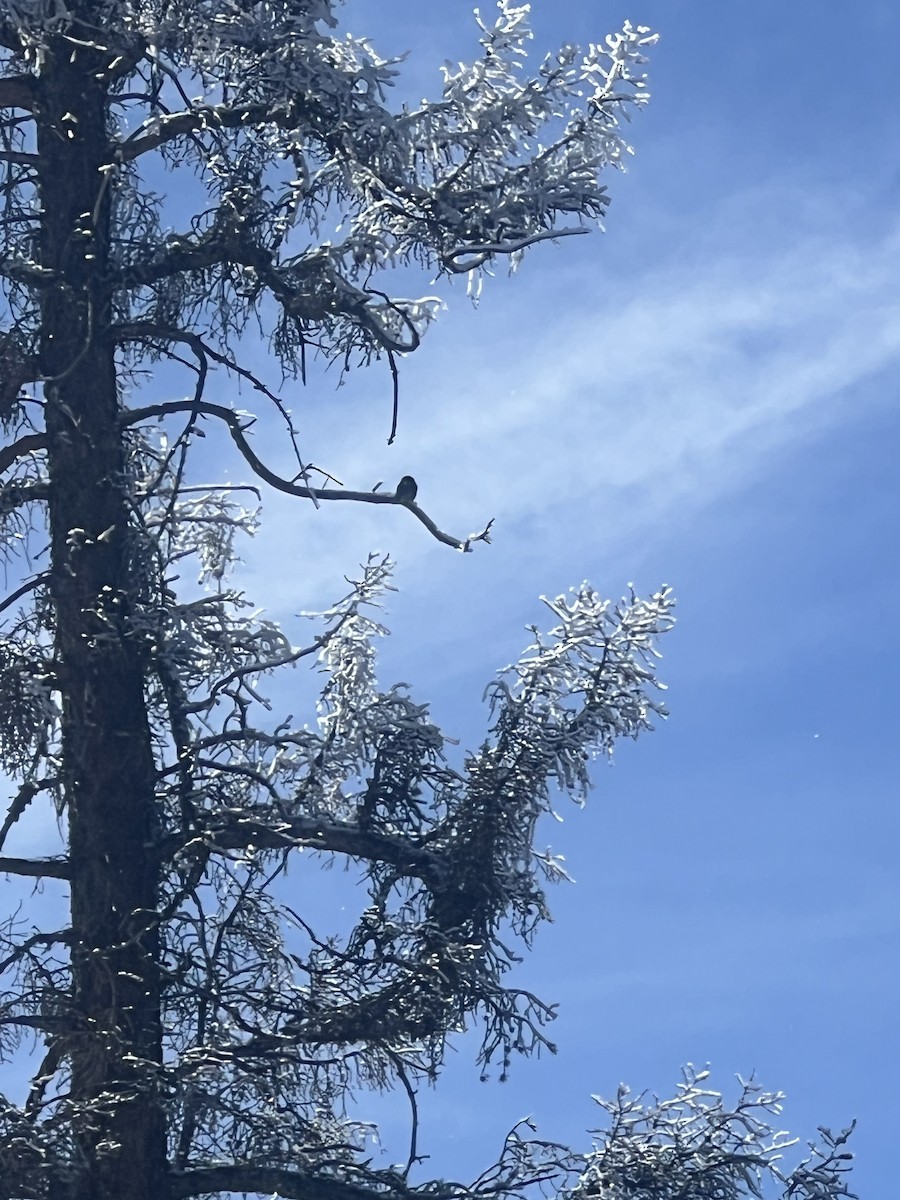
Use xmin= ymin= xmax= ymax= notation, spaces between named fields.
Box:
xmin=241 ymin=185 xmax=900 ymax=632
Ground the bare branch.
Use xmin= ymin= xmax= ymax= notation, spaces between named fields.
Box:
xmin=0 ymin=855 xmax=69 ymax=880
xmin=120 ymin=399 xmax=490 ymax=551
xmin=0 ymin=431 xmax=45 ymax=477
xmin=442 ymin=227 xmax=589 ymax=273
xmin=0 ymin=773 xmax=53 ymax=850
xmin=0 ymin=572 xmax=48 ymax=620
xmin=115 ymin=321 xmax=288 ymax=412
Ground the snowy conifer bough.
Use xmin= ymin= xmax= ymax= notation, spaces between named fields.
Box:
xmin=0 ymin=3 xmax=855 ymax=1200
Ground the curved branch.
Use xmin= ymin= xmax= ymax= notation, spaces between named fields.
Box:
xmin=180 ymin=639 xmax=322 ymax=714
xmin=115 ymin=231 xmax=423 ymax=354
xmin=120 ymin=400 xmax=492 ymax=552
xmin=390 ymin=1053 xmax=421 ymax=1177
xmin=0 ymin=571 xmax=48 ymax=619
xmin=114 ymin=321 xmax=288 ymax=412
xmin=442 ymin=226 xmax=588 ymax=273
xmin=113 ymin=322 xmax=320 ymax=500
xmin=0 ymin=431 xmax=46 ymax=476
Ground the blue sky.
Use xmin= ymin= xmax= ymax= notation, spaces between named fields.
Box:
xmin=239 ymin=0 xmax=896 ymax=1191
xmin=3 ymin=0 xmax=898 ymax=1192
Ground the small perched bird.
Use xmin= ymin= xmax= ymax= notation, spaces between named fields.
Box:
xmin=395 ymin=475 xmax=418 ymax=504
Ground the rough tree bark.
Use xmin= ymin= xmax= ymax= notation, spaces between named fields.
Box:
xmin=38 ymin=40 xmax=168 ymax=1200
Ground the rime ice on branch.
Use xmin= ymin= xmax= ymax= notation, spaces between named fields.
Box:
xmin=0 ymin=3 xmax=856 ymax=1200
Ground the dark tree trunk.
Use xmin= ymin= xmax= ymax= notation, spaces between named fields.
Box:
xmin=37 ymin=32 xmax=169 ymax=1200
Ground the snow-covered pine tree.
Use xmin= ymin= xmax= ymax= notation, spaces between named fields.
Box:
xmin=0 ymin=4 xmax=855 ymax=1200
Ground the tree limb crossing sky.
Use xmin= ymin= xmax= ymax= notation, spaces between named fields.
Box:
xmin=4 ymin=1 xmax=897 ymax=1193
xmin=260 ymin=2 xmax=895 ymax=1190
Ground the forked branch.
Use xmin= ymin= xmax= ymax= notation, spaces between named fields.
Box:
xmin=121 ymin=400 xmax=493 ymax=551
